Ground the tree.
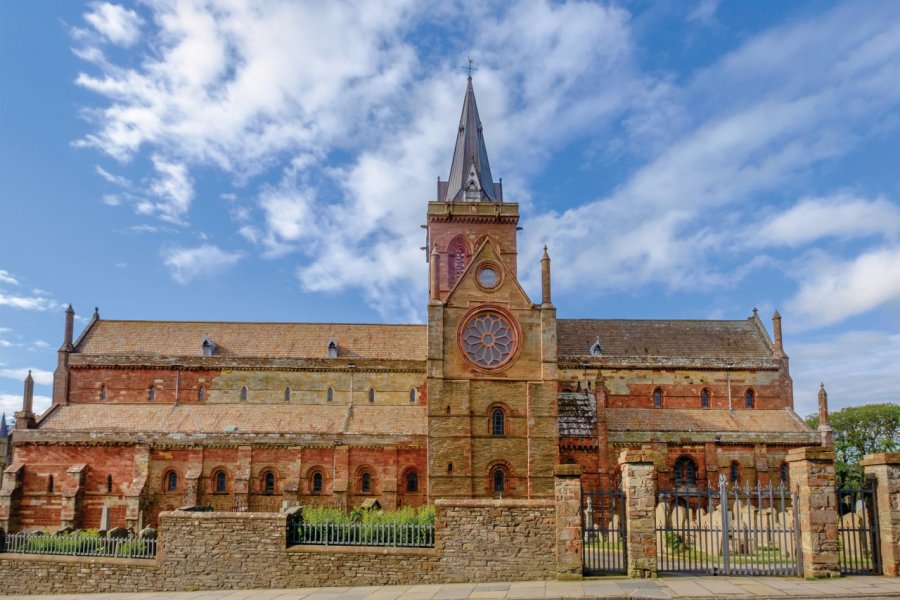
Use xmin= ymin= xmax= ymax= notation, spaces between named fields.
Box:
xmin=806 ymin=403 xmax=900 ymax=487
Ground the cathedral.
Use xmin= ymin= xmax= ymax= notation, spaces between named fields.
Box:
xmin=1 ymin=78 xmax=821 ymax=532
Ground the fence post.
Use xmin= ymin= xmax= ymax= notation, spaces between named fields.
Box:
xmin=861 ymin=452 xmax=900 ymax=576
xmin=718 ymin=475 xmax=731 ymax=575
xmin=786 ymin=446 xmax=840 ymax=578
xmin=619 ymin=449 xmax=657 ymax=578
xmin=554 ymin=464 xmax=583 ymax=580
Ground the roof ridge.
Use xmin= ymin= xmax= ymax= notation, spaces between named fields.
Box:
xmin=93 ymin=320 xmax=426 ymax=327
xmin=558 ymin=318 xmax=753 ymax=324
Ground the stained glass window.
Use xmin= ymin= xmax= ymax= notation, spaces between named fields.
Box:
xmin=461 ymin=312 xmax=516 ymax=369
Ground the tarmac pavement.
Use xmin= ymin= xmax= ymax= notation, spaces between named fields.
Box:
xmin=6 ymin=576 xmax=900 ymax=600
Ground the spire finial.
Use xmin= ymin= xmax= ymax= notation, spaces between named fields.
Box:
xmin=463 ymin=56 xmax=477 ymax=79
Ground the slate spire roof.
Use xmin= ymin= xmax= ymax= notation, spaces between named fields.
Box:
xmin=0 ymin=412 xmax=7 ymax=438
xmin=442 ymin=76 xmax=500 ymax=202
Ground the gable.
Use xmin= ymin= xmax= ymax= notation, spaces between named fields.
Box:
xmin=444 ymin=238 xmax=532 ymax=309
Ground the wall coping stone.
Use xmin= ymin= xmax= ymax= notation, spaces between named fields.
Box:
xmin=0 ymin=552 xmax=159 ymax=567
xmin=434 ymin=498 xmax=554 ymax=508
xmin=553 ymin=464 xmax=583 ymax=477
xmin=860 ymin=452 xmax=900 ymax=467
xmin=288 ymin=544 xmax=440 ymax=557
xmin=160 ymin=510 xmax=287 ymax=521
xmin=785 ymin=446 xmax=834 ymax=462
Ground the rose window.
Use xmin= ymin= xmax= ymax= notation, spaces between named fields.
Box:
xmin=461 ymin=312 xmax=517 ymax=369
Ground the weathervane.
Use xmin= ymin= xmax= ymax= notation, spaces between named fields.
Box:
xmin=462 ymin=56 xmax=478 ymax=78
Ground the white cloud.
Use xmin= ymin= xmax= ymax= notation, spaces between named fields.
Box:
xmin=0 ymin=292 xmax=58 ymax=311
xmin=754 ymin=194 xmax=900 ymax=247
xmin=790 ymin=330 xmax=900 ymax=417
xmin=0 ymin=270 xmax=19 ymax=286
xmin=84 ymin=2 xmax=143 ymax=46
xmin=688 ymin=0 xmax=720 ymax=26
xmin=95 ymin=165 xmax=132 ymax=187
xmin=139 ymin=156 xmax=194 ymax=224
xmin=0 ymin=393 xmax=52 ymax=417
xmin=786 ymin=245 xmax=900 ymax=328
xmin=0 ymin=368 xmax=54 ymax=386
xmin=162 ymin=244 xmax=243 ymax=284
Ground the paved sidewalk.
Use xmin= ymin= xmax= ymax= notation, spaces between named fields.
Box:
xmin=7 ymin=577 xmax=900 ymax=600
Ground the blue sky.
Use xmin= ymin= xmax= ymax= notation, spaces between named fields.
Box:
xmin=1 ymin=0 xmax=898 ymax=422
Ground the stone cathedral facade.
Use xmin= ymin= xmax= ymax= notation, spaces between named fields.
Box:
xmin=1 ymin=78 xmax=821 ymax=532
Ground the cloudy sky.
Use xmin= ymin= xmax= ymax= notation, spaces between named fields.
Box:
xmin=1 ymin=0 xmax=898 ymax=422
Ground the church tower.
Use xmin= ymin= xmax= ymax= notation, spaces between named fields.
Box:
xmin=426 ymin=76 xmax=558 ymax=499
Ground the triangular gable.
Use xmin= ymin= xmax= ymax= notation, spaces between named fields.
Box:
xmin=445 ymin=238 xmax=533 ymax=308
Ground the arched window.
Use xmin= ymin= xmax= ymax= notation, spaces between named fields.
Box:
xmin=405 ymin=471 xmax=419 ymax=493
xmin=312 ymin=472 xmax=323 ymax=494
xmin=284 ymin=387 xmax=291 ymax=402
xmin=148 ymin=386 xmax=155 ymax=402
xmin=100 ymin=385 xmax=107 ymax=401
xmin=240 ymin=386 xmax=248 ymax=402
xmin=491 ymin=467 xmax=506 ymax=494
xmin=491 ymin=408 xmax=505 ymax=436
xmin=327 ymin=387 xmax=334 ymax=403
xmin=745 ymin=389 xmax=754 ymax=409
xmin=409 ymin=388 xmax=416 ymax=404
xmin=214 ymin=470 xmax=227 ymax=493
xmin=107 ymin=474 xmax=113 ymax=493
xmin=653 ymin=388 xmax=663 ymax=408
xmin=446 ymin=405 xmax=451 ymax=415
xmin=447 ymin=462 xmax=453 ymax=474
xmin=166 ymin=470 xmax=178 ymax=492
xmin=361 ymin=472 xmax=372 ymax=494
xmin=263 ymin=471 xmax=275 ymax=496
xmin=673 ymin=456 xmax=698 ymax=485
xmin=700 ymin=389 xmax=710 ymax=408
xmin=368 ymin=387 xmax=375 ymax=403
xmin=447 ymin=236 xmax=469 ymax=286
xmin=730 ymin=461 xmax=740 ymax=484
xmin=327 ymin=340 xmax=338 ymax=358
xmin=198 ymin=386 xmax=205 ymax=402
xmin=780 ymin=462 xmax=789 ymax=484
xmin=48 ymin=475 xmax=54 ymax=493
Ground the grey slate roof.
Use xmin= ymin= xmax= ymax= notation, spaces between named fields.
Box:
xmin=441 ymin=77 xmax=500 ymax=202
xmin=558 ymin=393 xmax=597 ymax=437
xmin=557 ymin=319 xmax=773 ymax=360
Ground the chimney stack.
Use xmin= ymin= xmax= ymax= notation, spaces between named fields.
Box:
xmin=15 ymin=370 xmax=36 ymax=430
xmin=772 ymin=310 xmax=784 ymax=357
xmin=817 ymin=383 xmax=833 ymax=447
xmin=430 ymin=243 xmax=440 ymax=301
xmin=541 ymin=245 xmax=552 ymax=306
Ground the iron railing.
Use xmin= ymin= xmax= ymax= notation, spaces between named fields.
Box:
xmin=2 ymin=531 xmax=157 ymax=559
xmin=288 ymin=521 xmax=434 ymax=548
xmin=656 ymin=476 xmax=800 ymax=576
xmin=582 ymin=484 xmax=627 ymax=574
xmin=837 ymin=479 xmax=881 ymax=575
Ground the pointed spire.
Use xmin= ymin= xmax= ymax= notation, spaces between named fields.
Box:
xmin=444 ymin=77 xmax=499 ymax=202
xmin=62 ymin=304 xmax=75 ymax=350
xmin=772 ymin=309 xmax=784 ymax=357
xmin=0 ymin=413 xmax=7 ymax=438
xmin=817 ymin=383 xmax=829 ymax=426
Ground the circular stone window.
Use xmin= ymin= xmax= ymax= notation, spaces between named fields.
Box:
xmin=477 ymin=265 xmax=498 ymax=289
xmin=460 ymin=310 xmax=518 ymax=370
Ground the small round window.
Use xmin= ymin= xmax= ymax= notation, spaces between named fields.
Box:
xmin=477 ymin=265 xmax=499 ymax=289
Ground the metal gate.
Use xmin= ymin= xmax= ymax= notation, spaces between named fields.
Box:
xmin=656 ymin=476 xmax=800 ymax=576
xmin=837 ymin=479 xmax=881 ymax=575
xmin=582 ymin=484 xmax=627 ymax=575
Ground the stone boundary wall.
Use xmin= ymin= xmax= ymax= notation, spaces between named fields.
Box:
xmin=0 ymin=499 xmax=555 ymax=594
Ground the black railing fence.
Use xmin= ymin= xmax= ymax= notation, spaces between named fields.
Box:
xmin=581 ymin=484 xmax=627 ymax=574
xmin=287 ymin=513 xmax=434 ymax=548
xmin=2 ymin=530 xmax=156 ymax=559
xmin=837 ymin=478 xmax=881 ymax=575
xmin=656 ymin=476 xmax=800 ymax=576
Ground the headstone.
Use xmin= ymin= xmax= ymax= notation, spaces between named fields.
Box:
xmin=138 ymin=526 xmax=157 ymax=540
xmin=107 ymin=526 xmax=129 ymax=539
xmin=99 ymin=504 xmax=110 ymax=531
xmin=55 ymin=527 xmax=73 ymax=535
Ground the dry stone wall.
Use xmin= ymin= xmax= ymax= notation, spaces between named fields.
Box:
xmin=0 ymin=498 xmax=555 ymax=594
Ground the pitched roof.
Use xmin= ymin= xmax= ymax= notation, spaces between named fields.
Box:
xmin=558 ymin=393 xmax=597 ymax=437
xmin=75 ymin=321 xmax=427 ymax=361
xmin=557 ymin=319 xmax=772 ymax=360
xmin=38 ymin=403 xmax=427 ymax=436
xmin=441 ymin=77 xmax=499 ymax=202
xmin=606 ymin=408 xmax=811 ymax=434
